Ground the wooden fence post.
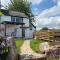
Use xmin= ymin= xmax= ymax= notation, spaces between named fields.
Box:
xmin=7 ymin=37 xmax=18 ymax=60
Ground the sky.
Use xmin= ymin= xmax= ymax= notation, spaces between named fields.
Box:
xmin=1 ymin=0 xmax=60 ymax=30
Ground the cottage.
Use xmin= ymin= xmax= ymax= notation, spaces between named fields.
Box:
xmin=0 ymin=9 xmax=36 ymax=39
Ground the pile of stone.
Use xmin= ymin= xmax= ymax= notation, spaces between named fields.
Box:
xmin=40 ymin=42 xmax=60 ymax=57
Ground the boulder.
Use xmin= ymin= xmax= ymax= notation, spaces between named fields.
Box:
xmin=39 ymin=42 xmax=50 ymax=52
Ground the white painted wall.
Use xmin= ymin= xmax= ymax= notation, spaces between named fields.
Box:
xmin=1 ymin=16 xmax=11 ymax=22
xmin=25 ymin=28 xmax=35 ymax=38
xmin=0 ymin=31 xmax=5 ymax=36
xmin=23 ymin=18 xmax=29 ymax=27
xmin=6 ymin=25 xmax=22 ymax=37
xmin=16 ymin=28 xmax=22 ymax=38
xmin=6 ymin=27 xmax=14 ymax=36
xmin=25 ymin=29 xmax=30 ymax=38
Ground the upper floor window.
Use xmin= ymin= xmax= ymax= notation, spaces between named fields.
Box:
xmin=11 ymin=17 xmax=23 ymax=23
xmin=16 ymin=17 xmax=22 ymax=23
xmin=11 ymin=17 xmax=16 ymax=22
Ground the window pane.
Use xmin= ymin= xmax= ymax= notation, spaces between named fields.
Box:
xmin=16 ymin=17 xmax=22 ymax=23
xmin=11 ymin=17 xmax=16 ymax=22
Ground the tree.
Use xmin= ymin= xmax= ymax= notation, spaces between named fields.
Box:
xmin=0 ymin=11 xmax=4 ymax=16
xmin=8 ymin=0 xmax=33 ymax=18
xmin=41 ymin=27 xmax=48 ymax=30
xmin=0 ymin=11 xmax=4 ymax=32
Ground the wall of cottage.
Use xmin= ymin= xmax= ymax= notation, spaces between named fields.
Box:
xmin=1 ymin=16 xmax=11 ymax=22
xmin=0 ymin=16 xmax=35 ymax=39
xmin=23 ymin=18 xmax=29 ymax=27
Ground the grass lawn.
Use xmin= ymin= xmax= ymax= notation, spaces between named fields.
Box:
xmin=15 ymin=39 xmax=24 ymax=53
xmin=30 ymin=39 xmax=46 ymax=53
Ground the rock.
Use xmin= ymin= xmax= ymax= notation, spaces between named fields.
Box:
xmin=39 ymin=42 xmax=50 ymax=52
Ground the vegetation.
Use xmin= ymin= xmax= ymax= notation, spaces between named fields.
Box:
xmin=15 ymin=39 xmax=24 ymax=53
xmin=41 ymin=27 xmax=48 ymax=30
xmin=8 ymin=0 xmax=33 ymax=17
xmin=0 ymin=37 xmax=9 ymax=60
xmin=0 ymin=52 xmax=8 ymax=60
xmin=30 ymin=39 xmax=44 ymax=53
xmin=0 ymin=11 xmax=4 ymax=16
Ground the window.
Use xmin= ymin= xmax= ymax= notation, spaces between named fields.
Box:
xmin=16 ymin=17 xmax=22 ymax=23
xmin=11 ymin=17 xmax=23 ymax=23
xmin=11 ymin=17 xmax=16 ymax=22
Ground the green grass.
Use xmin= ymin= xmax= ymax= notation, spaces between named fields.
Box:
xmin=30 ymin=39 xmax=45 ymax=53
xmin=15 ymin=39 xmax=24 ymax=53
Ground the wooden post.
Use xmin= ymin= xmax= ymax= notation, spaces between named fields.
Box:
xmin=5 ymin=23 xmax=6 ymax=36
xmin=22 ymin=24 xmax=23 ymax=39
xmin=7 ymin=37 xmax=18 ymax=60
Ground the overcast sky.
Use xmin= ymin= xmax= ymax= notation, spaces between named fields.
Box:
xmin=1 ymin=0 xmax=60 ymax=30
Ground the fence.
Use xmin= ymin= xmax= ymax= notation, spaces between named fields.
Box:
xmin=46 ymin=47 xmax=60 ymax=60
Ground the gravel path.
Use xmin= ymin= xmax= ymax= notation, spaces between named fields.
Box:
xmin=20 ymin=40 xmax=46 ymax=59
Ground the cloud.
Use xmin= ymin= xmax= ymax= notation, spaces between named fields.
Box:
xmin=35 ymin=0 xmax=60 ymax=30
xmin=1 ymin=0 xmax=10 ymax=5
xmin=38 ymin=5 xmax=60 ymax=18
xmin=1 ymin=0 xmax=10 ymax=9
xmin=53 ymin=0 xmax=60 ymax=5
xmin=32 ymin=8 xmax=40 ymax=15
xmin=28 ymin=0 xmax=43 ymax=5
xmin=36 ymin=0 xmax=60 ymax=18
xmin=36 ymin=16 xmax=60 ymax=30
